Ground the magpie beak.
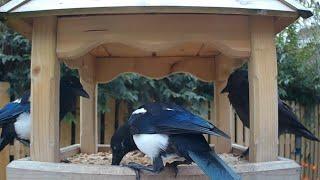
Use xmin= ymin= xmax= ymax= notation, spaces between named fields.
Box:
xmin=112 ymin=153 xmax=125 ymax=165
xmin=75 ymin=88 xmax=90 ymax=98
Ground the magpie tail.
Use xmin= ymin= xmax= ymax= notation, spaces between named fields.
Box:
xmin=188 ymin=151 xmax=241 ymax=180
xmin=0 ymin=137 xmax=11 ymax=151
xmin=0 ymin=124 xmax=16 ymax=151
xmin=210 ymin=126 xmax=230 ymax=139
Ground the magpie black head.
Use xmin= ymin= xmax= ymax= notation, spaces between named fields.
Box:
xmin=221 ymin=69 xmax=248 ymax=94
xmin=60 ymin=76 xmax=90 ymax=98
xmin=111 ymin=123 xmax=138 ymax=165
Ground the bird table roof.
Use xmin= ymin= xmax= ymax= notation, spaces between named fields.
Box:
xmin=0 ymin=0 xmax=312 ymax=18
xmin=0 ymin=0 xmax=313 ymax=84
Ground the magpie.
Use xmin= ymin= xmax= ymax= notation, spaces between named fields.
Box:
xmin=221 ymin=69 xmax=320 ymax=157
xmin=111 ymin=102 xmax=241 ymax=180
xmin=0 ymin=76 xmax=89 ymax=151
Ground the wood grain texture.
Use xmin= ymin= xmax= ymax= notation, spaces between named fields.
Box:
xmin=13 ymin=140 xmax=27 ymax=160
xmin=244 ymin=127 xmax=250 ymax=147
xmin=213 ymin=80 xmax=233 ymax=153
xmin=279 ymin=135 xmax=285 ymax=157
xmin=6 ymin=157 xmax=300 ymax=180
xmin=93 ymin=57 xmax=216 ymax=83
xmin=6 ymin=17 xmax=32 ymax=40
xmin=209 ymin=101 xmax=218 ymax=148
xmin=80 ymin=81 xmax=98 ymax=153
xmin=230 ymin=111 xmax=236 ymax=145
xmin=0 ymin=82 xmax=10 ymax=180
xmin=79 ymin=54 xmax=98 ymax=154
xmin=89 ymin=45 xmax=109 ymax=57
xmin=57 ymin=14 xmax=250 ymax=59
xmin=248 ymin=16 xmax=278 ymax=163
xmin=215 ymin=54 xmax=246 ymax=81
xmin=60 ymin=121 xmax=72 ymax=148
xmin=101 ymin=43 xmax=151 ymax=58
xmin=30 ymin=16 xmax=60 ymax=162
xmin=236 ymin=117 xmax=244 ymax=146
xmin=59 ymin=144 xmax=80 ymax=160
xmin=75 ymin=115 xmax=80 ymax=144
xmin=213 ymin=54 xmax=241 ymax=153
xmin=118 ymin=101 xmax=128 ymax=127
xmin=65 ymin=54 xmax=97 ymax=152
xmin=104 ymin=98 xmax=115 ymax=144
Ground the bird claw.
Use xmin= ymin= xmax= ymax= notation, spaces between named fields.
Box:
xmin=238 ymin=148 xmax=249 ymax=160
xmin=123 ymin=163 xmax=141 ymax=180
xmin=165 ymin=162 xmax=179 ymax=177
xmin=132 ymin=168 xmax=141 ymax=180
xmin=165 ymin=160 xmax=190 ymax=177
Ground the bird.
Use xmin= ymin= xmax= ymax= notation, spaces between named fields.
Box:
xmin=111 ymin=102 xmax=241 ymax=180
xmin=111 ymin=123 xmax=138 ymax=166
xmin=221 ymin=69 xmax=320 ymax=157
xmin=0 ymin=75 xmax=90 ymax=151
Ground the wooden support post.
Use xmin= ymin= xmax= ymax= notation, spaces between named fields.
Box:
xmin=248 ymin=16 xmax=278 ymax=162
xmin=30 ymin=16 xmax=60 ymax=162
xmin=0 ymin=82 xmax=10 ymax=180
xmin=104 ymin=98 xmax=116 ymax=144
xmin=79 ymin=55 xmax=98 ymax=154
xmin=60 ymin=122 xmax=72 ymax=148
xmin=75 ymin=102 xmax=80 ymax=144
xmin=236 ymin=117 xmax=244 ymax=146
xmin=212 ymin=54 xmax=238 ymax=153
xmin=118 ymin=101 xmax=128 ymax=127
xmin=213 ymin=80 xmax=233 ymax=153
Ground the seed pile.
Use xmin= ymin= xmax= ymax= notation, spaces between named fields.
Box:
xmin=63 ymin=151 xmax=247 ymax=167
xmin=63 ymin=150 xmax=151 ymax=165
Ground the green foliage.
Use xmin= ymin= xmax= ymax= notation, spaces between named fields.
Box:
xmin=62 ymin=112 xmax=77 ymax=124
xmin=276 ymin=1 xmax=320 ymax=105
xmin=98 ymin=73 xmax=213 ymax=115
xmin=0 ymin=23 xmax=79 ymax=99
xmin=0 ymin=24 xmax=31 ymax=98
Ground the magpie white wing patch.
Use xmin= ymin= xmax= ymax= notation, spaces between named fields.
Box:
xmin=133 ymin=134 xmax=169 ymax=159
xmin=13 ymin=98 xmax=21 ymax=104
xmin=14 ymin=112 xmax=31 ymax=140
xmin=165 ymin=108 xmax=174 ymax=111
xmin=132 ymin=108 xmax=147 ymax=115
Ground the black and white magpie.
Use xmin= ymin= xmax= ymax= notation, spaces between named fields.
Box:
xmin=221 ymin=69 xmax=320 ymax=157
xmin=111 ymin=103 xmax=241 ymax=180
xmin=0 ymin=76 xmax=89 ymax=151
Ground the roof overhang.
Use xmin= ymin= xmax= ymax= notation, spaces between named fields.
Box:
xmin=0 ymin=0 xmax=313 ymax=18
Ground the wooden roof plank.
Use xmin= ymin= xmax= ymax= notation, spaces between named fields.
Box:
xmin=11 ymin=0 xmax=294 ymax=12
xmin=0 ymin=0 xmax=25 ymax=12
xmin=279 ymin=0 xmax=313 ymax=18
xmin=0 ymin=0 xmax=311 ymax=19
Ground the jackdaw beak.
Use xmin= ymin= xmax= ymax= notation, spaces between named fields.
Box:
xmin=221 ymin=85 xmax=229 ymax=93
xmin=76 ymin=88 xmax=90 ymax=98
